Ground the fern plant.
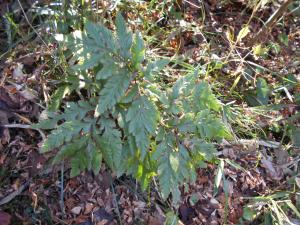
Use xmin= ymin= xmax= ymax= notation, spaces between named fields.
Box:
xmin=34 ymin=14 xmax=232 ymax=205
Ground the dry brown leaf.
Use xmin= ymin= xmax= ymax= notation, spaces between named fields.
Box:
xmin=84 ymin=203 xmax=94 ymax=214
xmin=96 ymin=220 xmax=108 ymax=225
xmin=0 ymin=211 xmax=11 ymax=225
xmin=12 ymin=63 xmax=26 ymax=81
xmin=19 ymin=88 xmax=38 ymax=101
xmin=148 ymin=216 xmax=164 ymax=225
xmin=0 ymin=128 xmax=10 ymax=145
xmin=261 ymin=157 xmax=283 ymax=180
xmin=93 ymin=208 xmax=114 ymax=223
xmin=71 ymin=206 xmax=82 ymax=215
xmin=12 ymin=179 xmax=20 ymax=191
xmin=0 ymin=154 xmax=7 ymax=165
xmin=222 ymin=148 xmax=236 ymax=159
xmin=274 ymin=148 xmax=289 ymax=165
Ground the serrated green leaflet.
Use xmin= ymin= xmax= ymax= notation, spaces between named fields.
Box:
xmin=116 ymin=13 xmax=132 ymax=59
xmin=85 ymin=21 xmax=115 ymax=50
xmin=48 ymin=85 xmax=71 ymax=111
xmin=256 ymin=78 xmax=270 ymax=105
xmin=96 ymin=69 xmax=131 ymax=115
xmin=126 ymin=95 xmax=158 ymax=159
xmin=96 ymin=59 xmax=118 ymax=80
xmin=196 ymin=109 xmax=231 ymax=141
xmin=193 ymin=81 xmax=221 ymax=112
xmin=91 ymin=118 xmax=122 ymax=171
xmin=132 ymin=32 xmax=145 ymax=69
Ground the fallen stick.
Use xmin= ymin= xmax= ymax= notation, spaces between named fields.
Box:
xmin=2 ymin=124 xmax=46 ymax=141
xmin=0 ymin=181 xmax=29 ymax=206
xmin=247 ymin=0 xmax=294 ymax=46
xmin=221 ymin=138 xmax=281 ymax=148
xmin=239 ymin=139 xmax=280 ymax=148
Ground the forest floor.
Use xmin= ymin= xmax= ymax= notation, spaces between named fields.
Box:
xmin=0 ymin=0 xmax=299 ymax=225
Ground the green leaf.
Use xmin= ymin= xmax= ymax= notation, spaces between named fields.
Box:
xmin=237 ymin=25 xmax=250 ymax=42
xmin=264 ymin=213 xmax=273 ymax=225
xmin=95 ymin=119 xmax=122 ymax=171
xmin=291 ymin=127 xmax=300 ymax=147
xmin=96 ymin=59 xmax=118 ymax=80
xmin=37 ymin=16 xmax=236 ymax=208
xmin=196 ymin=110 xmax=231 ymax=140
xmin=69 ymin=149 xmax=88 ymax=178
xmin=169 ymin=152 xmax=180 ymax=173
xmin=279 ymin=33 xmax=289 ymax=46
xmin=224 ymin=159 xmax=246 ymax=172
xmin=256 ymin=78 xmax=270 ymax=105
xmin=72 ymin=53 xmax=103 ymax=70
xmin=91 ymin=151 xmax=102 ymax=175
xmin=120 ymin=85 xmax=139 ymax=104
xmin=63 ymin=101 xmax=95 ymax=121
xmin=177 ymin=113 xmax=197 ymax=133
xmin=214 ymin=159 xmax=224 ymax=196
xmin=33 ymin=112 xmax=60 ymax=130
xmin=171 ymin=74 xmax=195 ymax=100
xmin=286 ymin=201 xmax=300 ymax=218
xmin=145 ymin=59 xmax=169 ymax=79
xmin=253 ymin=44 xmax=268 ymax=59
xmin=49 ymin=85 xmax=72 ymax=111
xmin=193 ymin=82 xmax=221 ymax=112
xmin=269 ymin=42 xmax=281 ymax=54
xmin=34 ymin=100 xmax=94 ymax=131
xmin=243 ymin=207 xmax=257 ymax=221
xmin=116 ymin=13 xmax=132 ymax=59
xmin=41 ymin=120 xmax=93 ymax=152
xmin=126 ymin=95 xmax=158 ymax=159
xmin=153 ymin=136 xmax=192 ymax=204
xmin=165 ymin=211 xmax=179 ymax=225
xmin=131 ymin=32 xmax=145 ymax=69
xmin=192 ymin=140 xmax=216 ymax=162
xmin=70 ymin=158 xmax=82 ymax=177
xmin=85 ymin=21 xmax=115 ymax=50
xmin=96 ymin=69 xmax=131 ymax=115
xmin=295 ymin=93 xmax=300 ymax=105
xmin=52 ymin=136 xmax=88 ymax=164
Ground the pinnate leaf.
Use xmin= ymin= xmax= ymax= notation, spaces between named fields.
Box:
xmin=126 ymin=95 xmax=159 ymax=159
xmin=131 ymin=32 xmax=145 ymax=68
xmin=193 ymin=82 xmax=221 ymax=112
xmin=116 ymin=13 xmax=132 ymax=59
xmin=96 ymin=69 xmax=131 ymax=115
xmin=85 ymin=21 xmax=115 ymax=50
xmin=96 ymin=118 xmax=122 ymax=170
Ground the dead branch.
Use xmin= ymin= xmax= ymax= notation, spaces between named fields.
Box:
xmin=247 ymin=0 xmax=294 ymax=47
